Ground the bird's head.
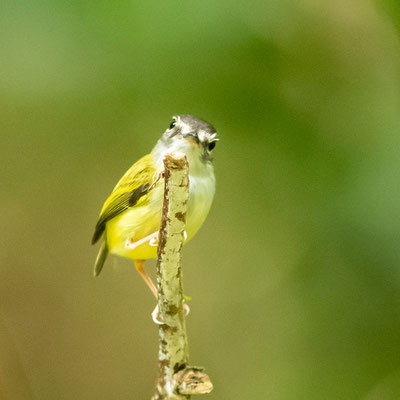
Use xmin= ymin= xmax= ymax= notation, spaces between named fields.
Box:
xmin=153 ymin=115 xmax=219 ymax=174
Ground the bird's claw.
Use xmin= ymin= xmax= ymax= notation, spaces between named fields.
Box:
xmin=152 ymin=305 xmax=164 ymax=325
xmin=128 ymin=230 xmax=186 ymax=250
xmin=183 ymin=302 xmax=190 ymax=316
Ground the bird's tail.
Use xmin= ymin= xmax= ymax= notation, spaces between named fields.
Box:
xmin=94 ymin=241 xmax=109 ymax=276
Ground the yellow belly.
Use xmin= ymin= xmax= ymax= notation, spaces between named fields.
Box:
xmin=105 ymin=174 xmax=215 ymax=260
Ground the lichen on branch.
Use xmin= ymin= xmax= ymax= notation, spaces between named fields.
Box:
xmin=152 ymin=152 xmax=213 ymax=400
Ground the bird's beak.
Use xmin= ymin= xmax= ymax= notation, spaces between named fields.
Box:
xmin=185 ymin=138 xmax=198 ymax=145
xmin=183 ymin=133 xmax=200 ymax=144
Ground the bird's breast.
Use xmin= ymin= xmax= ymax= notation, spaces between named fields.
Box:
xmin=106 ymin=168 xmax=215 ymax=260
xmin=186 ymin=172 xmax=216 ymax=238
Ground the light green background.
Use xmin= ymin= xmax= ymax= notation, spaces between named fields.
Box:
xmin=1 ymin=1 xmax=400 ymax=399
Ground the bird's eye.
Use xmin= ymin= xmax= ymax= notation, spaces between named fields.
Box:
xmin=169 ymin=121 xmax=176 ymax=129
xmin=208 ymin=142 xmax=216 ymax=151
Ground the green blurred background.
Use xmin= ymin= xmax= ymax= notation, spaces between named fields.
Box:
xmin=1 ymin=0 xmax=400 ymax=399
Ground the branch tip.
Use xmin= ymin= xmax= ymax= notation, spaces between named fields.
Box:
xmin=175 ymin=367 xmax=214 ymax=395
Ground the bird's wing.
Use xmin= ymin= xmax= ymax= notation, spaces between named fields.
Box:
xmin=91 ymin=154 xmax=158 ymax=244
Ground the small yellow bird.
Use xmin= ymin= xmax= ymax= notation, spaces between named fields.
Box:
xmin=92 ymin=115 xmax=218 ymax=298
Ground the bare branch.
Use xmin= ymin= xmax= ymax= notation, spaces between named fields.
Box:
xmin=152 ymin=152 xmax=213 ymax=400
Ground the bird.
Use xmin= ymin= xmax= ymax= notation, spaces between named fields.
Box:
xmin=91 ymin=114 xmax=218 ymax=299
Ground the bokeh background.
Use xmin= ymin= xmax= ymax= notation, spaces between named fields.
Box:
xmin=1 ymin=0 xmax=400 ymax=399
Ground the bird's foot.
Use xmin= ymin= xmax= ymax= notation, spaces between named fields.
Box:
xmin=150 ymin=170 xmax=165 ymax=190
xmin=151 ymin=300 xmax=190 ymax=325
xmin=157 ymin=170 xmax=165 ymax=180
xmin=148 ymin=231 xmax=187 ymax=247
xmin=126 ymin=231 xmax=159 ymax=250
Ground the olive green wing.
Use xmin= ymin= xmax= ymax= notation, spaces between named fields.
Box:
xmin=91 ymin=154 xmax=157 ymax=245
